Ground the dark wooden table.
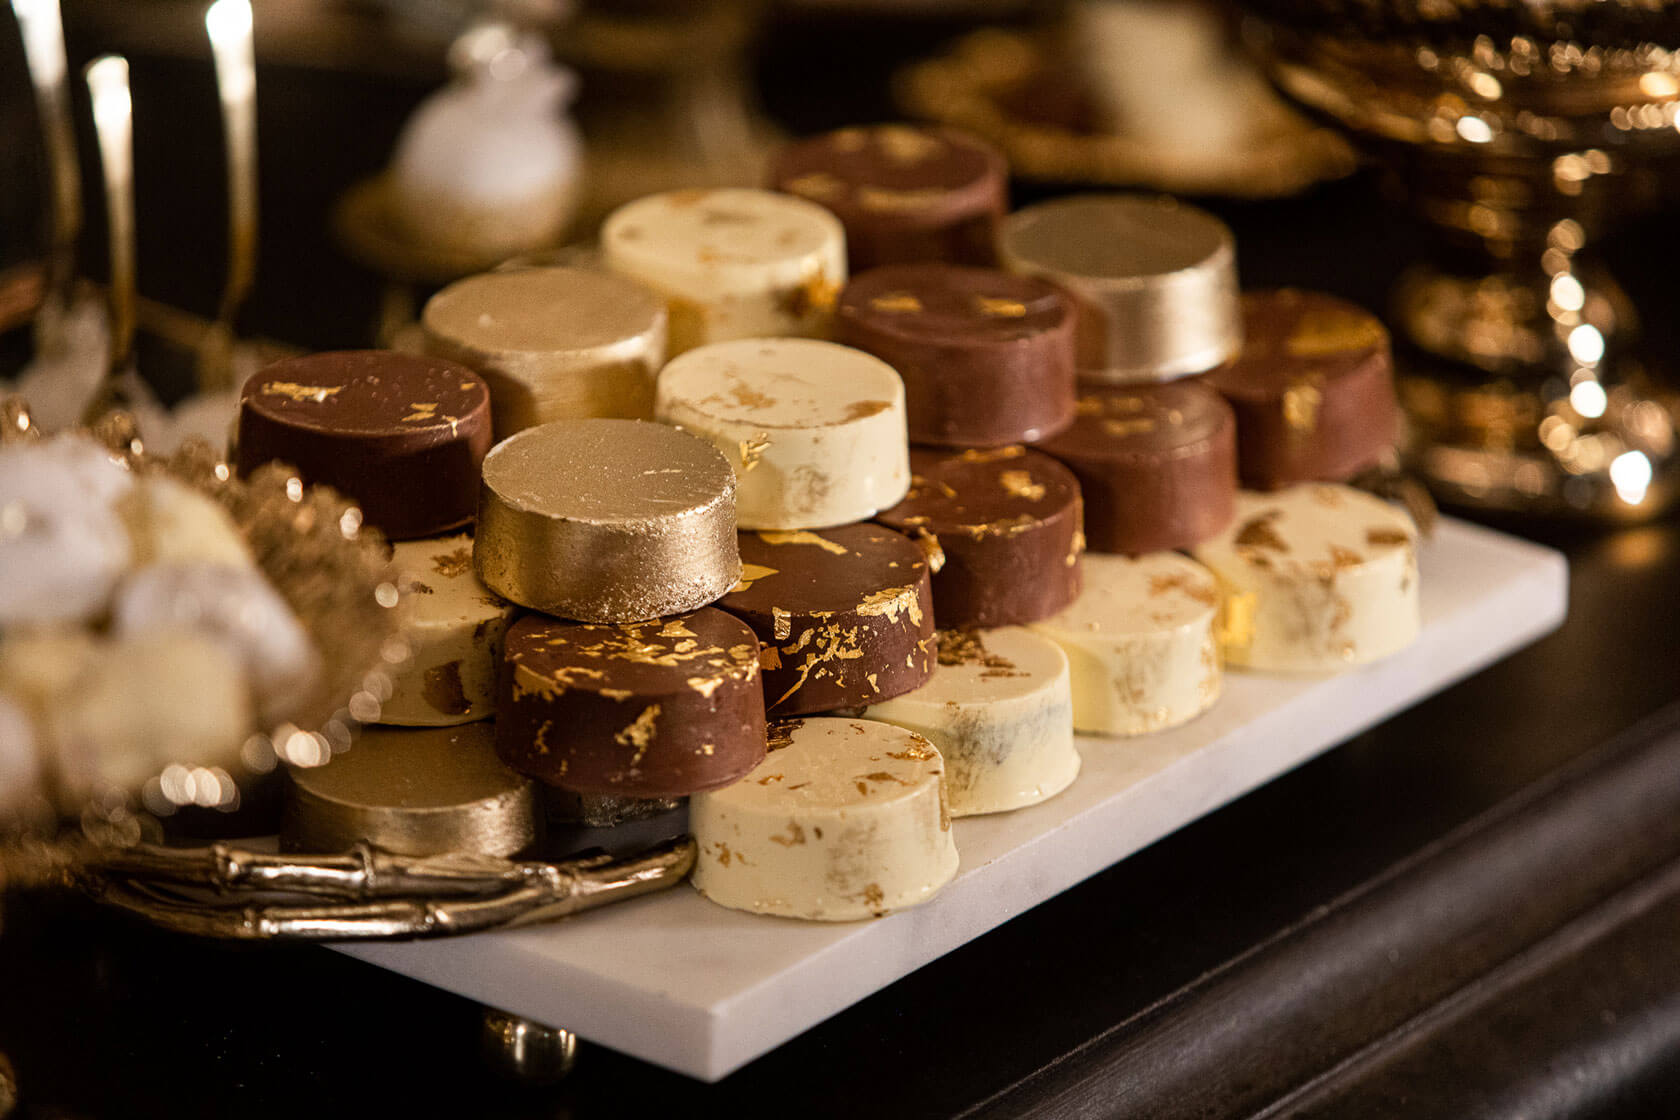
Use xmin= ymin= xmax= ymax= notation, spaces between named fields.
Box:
xmin=4 ymin=9 xmax=1680 ymax=1118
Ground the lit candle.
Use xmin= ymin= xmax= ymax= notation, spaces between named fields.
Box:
xmin=85 ymin=54 xmax=136 ymax=378
xmin=204 ymin=0 xmax=257 ymax=389
xmin=10 ymin=0 xmax=81 ymax=351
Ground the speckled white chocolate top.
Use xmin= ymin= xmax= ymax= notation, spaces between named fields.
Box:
xmin=1194 ymin=484 xmax=1416 ymax=581
xmin=1036 ymin=551 xmax=1219 ymax=636
xmin=390 ymin=533 xmax=509 ymax=629
xmin=602 ymin=188 xmax=845 ymax=295
xmin=657 ymin=339 xmax=903 ymax=430
xmin=709 ymin=716 xmax=943 ymax=814
xmin=902 ymin=627 xmax=1067 ymax=707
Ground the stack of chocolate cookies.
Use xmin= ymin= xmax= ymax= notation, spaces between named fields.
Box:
xmin=236 ymin=122 xmax=1422 ymax=923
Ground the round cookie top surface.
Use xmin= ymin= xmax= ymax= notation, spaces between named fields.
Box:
xmin=602 ymin=188 xmax=843 ymax=277
xmin=1000 ymin=194 xmax=1232 ymax=281
xmin=657 ymin=338 xmax=903 ymax=429
xmin=839 ymin=264 xmax=1073 ymax=347
xmin=925 ymin=627 xmax=1069 ymax=705
xmin=1043 ymin=381 xmax=1233 ymax=462
xmin=241 ymin=350 xmax=488 ymax=441
xmin=479 ymin=418 xmax=734 ymax=525
xmin=504 ymin=607 xmax=761 ymax=701
xmin=772 ymin=124 xmax=1005 ymax=223
xmin=713 ymin=716 xmax=943 ymax=812
xmin=879 ymin=445 xmax=1079 ymax=537
xmin=423 ymin=267 xmax=665 ymax=355
xmin=1207 ymin=290 xmax=1390 ymax=398
xmin=390 ymin=533 xmax=507 ymax=621
xmin=1039 ymin=552 xmax=1219 ymax=636
xmin=287 ymin=722 xmax=521 ymax=810
xmin=1197 ymin=485 xmax=1417 ymax=579
xmin=722 ymin=523 xmax=929 ymax=618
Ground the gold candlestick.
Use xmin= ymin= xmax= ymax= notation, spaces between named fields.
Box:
xmin=201 ymin=0 xmax=258 ymax=390
xmin=10 ymin=0 xmax=81 ymax=355
xmin=1245 ymin=2 xmax=1680 ymax=520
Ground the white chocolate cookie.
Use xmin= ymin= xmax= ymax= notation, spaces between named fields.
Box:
xmin=690 ymin=717 xmax=958 ymax=921
xmin=656 ymin=338 xmax=910 ymax=529
xmin=1030 ymin=552 xmax=1222 ymax=735
xmin=1192 ymin=484 xmax=1420 ymax=673
xmin=602 ymin=188 xmax=846 ymax=354
xmin=382 ymin=534 xmax=514 ymax=726
xmin=866 ymin=628 xmax=1078 ymax=816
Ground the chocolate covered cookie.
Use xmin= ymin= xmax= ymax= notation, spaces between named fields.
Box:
xmin=1204 ymin=289 xmax=1399 ymax=488
xmin=1039 ymin=381 xmax=1236 ymax=554
xmin=837 ymin=264 xmax=1076 ymax=448
xmin=236 ymin=351 xmax=493 ymax=540
xmin=876 ymin=446 xmax=1083 ymax=629
xmin=771 ymin=123 xmax=1007 ymax=272
xmin=497 ymin=608 xmax=766 ymax=797
xmin=718 ymin=523 xmax=936 ymax=715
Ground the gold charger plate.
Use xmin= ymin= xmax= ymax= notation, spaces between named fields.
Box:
xmin=897 ymin=28 xmax=1357 ymax=198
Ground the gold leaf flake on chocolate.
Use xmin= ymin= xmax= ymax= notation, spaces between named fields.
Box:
xmin=999 ymin=469 xmax=1046 ymax=502
xmin=974 ymin=296 xmax=1028 ymax=318
xmin=688 ymin=676 xmax=724 ymax=699
xmin=738 ymin=433 xmax=772 ymax=472
xmin=400 ymin=402 xmax=440 ymax=423
xmin=870 ymin=292 xmax=924 ymax=314
xmin=614 ymin=705 xmax=662 ymax=760
xmin=430 ymin=547 xmax=473 ymax=579
xmin=956 ymin=445 xmax=1026 ymax=463
xmin=857 ymin=584 xmax=923 ymax=626
xmin=1102 ymin=417 xmax=1157 ymax=438
xmin=766 ymin=719 xmax=802 ymax=752
xmin=772 ymin=607 xmax=793 ymax=641
xmin=783 ymin=171 xmax=846 ymax=201
xmin=757 ymin=529 xmax=849 ymax=556
xmin=262 ymin=381 xmax=344 ymax=404
xmin=875 ymin=125 xmax=943 ymax=163
xmin=1285 ymin=306 xmax=1387 ymax=357
xmin=1282 ymin=379 xmax=1323 ymax=436
xmin=858 ymin=186 xmax=948 ymax=212
xmin=732 ymin=562 xmax=780 ymax=593
xmin=911 ymin=529 xmax=945 ymax=573
xmin=659 ymin=619 xmax=699 ymax=639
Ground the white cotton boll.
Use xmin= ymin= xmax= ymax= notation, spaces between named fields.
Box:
xmin=48 ymin=632 xmax=253 ymax=801
xmin=0 ymin=439 xmax=135 ymax=626
xmin=111 ymin=562 xmax=320 ymax=724
xmin=118 ymin=476 xmax=252 ymax=570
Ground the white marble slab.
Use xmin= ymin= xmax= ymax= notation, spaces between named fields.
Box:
xmin=339 ymin=518 xmax=1568 ymax=1082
